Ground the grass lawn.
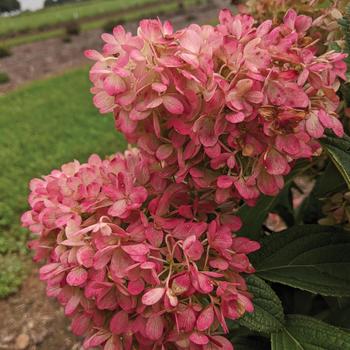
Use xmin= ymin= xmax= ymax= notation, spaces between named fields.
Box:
xmin=0 ymin=67 xmax=126 ymax=297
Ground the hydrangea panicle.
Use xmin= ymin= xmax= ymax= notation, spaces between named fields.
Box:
xmin=22 ymin=150 xmax=260 ymax=349
xmin=85 ymin=9 xmax=347 ymax=206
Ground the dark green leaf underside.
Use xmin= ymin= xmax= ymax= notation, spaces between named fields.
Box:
xmin=320 ymin=133 xmax=350 ymax=189
xmin=252 ymin=225 xmax=350 ymax=296
xmin=271 ymin=315 xmax=350 ymax=350
xmin=239 ymin=275 xmax=285 ymax=333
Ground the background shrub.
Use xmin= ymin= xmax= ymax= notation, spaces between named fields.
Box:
xmin=0 ymin=46 xmax=11 ymax=59
xmin=102 ymin=18 xmax=125 ymax=33
xmin=65 ymin=20 xmax=80 ymax=36
xmin=0 ymin=72 xmax=9 ymax=84
xmin=62 ymin=34 xmax=72 ymax=43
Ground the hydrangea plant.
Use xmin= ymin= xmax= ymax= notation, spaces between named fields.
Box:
xmin=22 ymin=7 xmax=350 ymax=350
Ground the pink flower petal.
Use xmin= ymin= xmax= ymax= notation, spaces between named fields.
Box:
xmin=71 ymin=313 xmax=91 ymax=336
xmin=226 ymin=112 xmax=245 ymax=124
xmin=190 ymin=332 xmax=209 ymax=345
xmin=209 ymin=336 xmax=233 ymax=350
xmin=108 ymin=199 xmax=128 ymax=217
xmin=77 ymin=246 xmax=94 ymax=268
xmin=145 ymin=315 xmax=164 ymax=340
xmin=145 ymin=227 xmax=164 ymax=247
xmin=84 ymin=330 xmax=110 ymax=348
xmin=179 ymin=29 xmax=202 ymax=54
xmin=93 ymin=91 xmax=115 ymax=112
xmin=196 ymin=306 xmax=214 ymax=331
xmin=128 ymin=279 xmax=145 ymax=295
xmin=177 ymin=307 xmax=197 ymax=332
xmin=121 ymin=243 xmax=149 ymax=256
xmin=264 ymin=149 xmax=288 ymax=175
xmin=103 ymin=75 xmax=126 ymax=96
xmin=84 ymin=49 xmax=104 ymax=61
xmin=163 ymin=95 xmax=184 ymax=114
xmin=209 ymin=257 xmax=229 ymax=270
xmin=172 ymin=273 xmax=191 ymax=295
xmin=142 ymin=287 xmax=165 ymax=305
xmin=217 ymin=175 xmax=234 ymax=189
xmin=110 ymin=310 xmax=129 ymax=334
xmin=306 ymin=112 xmax=324 ymax=138
xmin=156 ymin=144 xmax=174 ymax=160
xmin=66 ymin=267 xmax=88 ymax=286
xmin=231 ymin=237 xmax=261 ymax=254
xmin=183 ymin=235 xmax=204 ymax=261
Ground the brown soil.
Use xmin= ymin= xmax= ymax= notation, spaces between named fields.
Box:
xmin=0 ymin=0 xmax=230 ymax=94
xmin=0 ymin=2 xmax=231 ymax=349
xmin=0 ymin=264 xmax=82 ymax=350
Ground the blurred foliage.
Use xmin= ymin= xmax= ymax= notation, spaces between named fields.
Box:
xmin=0 ymin=72 xmax=10 ymax=84
xmin=65 ymin=20 xmax=81 ymax=36
xmin=0 ymin=254 xmax=27 ymax=298
xmin=0 ymin=0 xmax=20 ymax=13
xmin=0 ymin=46 xmax=11 ymax=58
xmin=0 ymin=0 xmax=157 ymax=37
xmin=44 ymin=0 xmax=89 ymax=7
xmin=102 ymin=18 xmax=126 ymax=33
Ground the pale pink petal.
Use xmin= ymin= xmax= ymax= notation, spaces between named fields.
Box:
xmin=246 ymin=90 xmax=264 ymax=104
xmin=156 ymin=144 xmax=174 ymax=160
xmin=163 ymin=95 xmax=184 ymax=114
xmin=295 ymin=15 xmax=312 ymax=32
xmin=104 ymin=75 xmax=126 ymax=96
xmin=283 ymin=9 xmax=297 ymax=29
xmin=93 ymin=91 xmax=115 ymax=112
xmin=190 ymin=332 xmax=209 ymax=345
xmin=84 ymin=331 xmax=110 ymax=348
xmin=179 ymin=29 xmax=202 ymax=54
xmin=142 ymin=287 xmax=165 ymax=305
xmin=77 ymin=246 xmax=94 ymax=268
xmin=306 ymin=112 xmax=324 ymax=138
xmin=264 ymin=149 xmax=288 ymax=175
xmin=108 ymin=199 xmax=127 ymax=217
xmin=71 ymin=313 xmax=90 ymax=336
xmin=84 ymin=49 xmax=104 ymax=61
xmin=152 ymin=82 xmax=167 ymax=93
xmin=172 ymin=274 xmax=191 ymax=295
xmin=145 ymin=315 xmax=164 ymax=340
xmin=196 ymin=306 xmax=214 ymax=331
xmin=121 ymin=243 xmax=149 ymax=256
xmin=231 ymin=237 xmax=260 ymax=254
xmin=66 ymin=267 xmax=88 ymax=286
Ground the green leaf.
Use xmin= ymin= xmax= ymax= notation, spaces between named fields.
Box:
xmin=239 ymin=275 xmax=285 ymax=333
xmin=271 ymin=315 xmax=350 ymax=350
xmin=313 ymin=162 xmax=347 ymax=197
xmin=233 ymin=336 xmax=271 ymax=350
xmin=320 ymin=133 xmax=350 ymax=189
xmin=325 ymin=303 xmax=350 ymax=329
xmin=252 ymin=225 xmax=350 ymax=296
xmin=237 ymin=161 xmax=308 ymax=239
xmin=236 ymin=194 xmax=282 ymax=239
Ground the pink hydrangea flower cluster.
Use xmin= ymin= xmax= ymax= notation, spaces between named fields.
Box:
xmin=22 ymin=150 xmax=260 ymax=350
xmin=86 ymin=9 xmax=347 ymax=205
